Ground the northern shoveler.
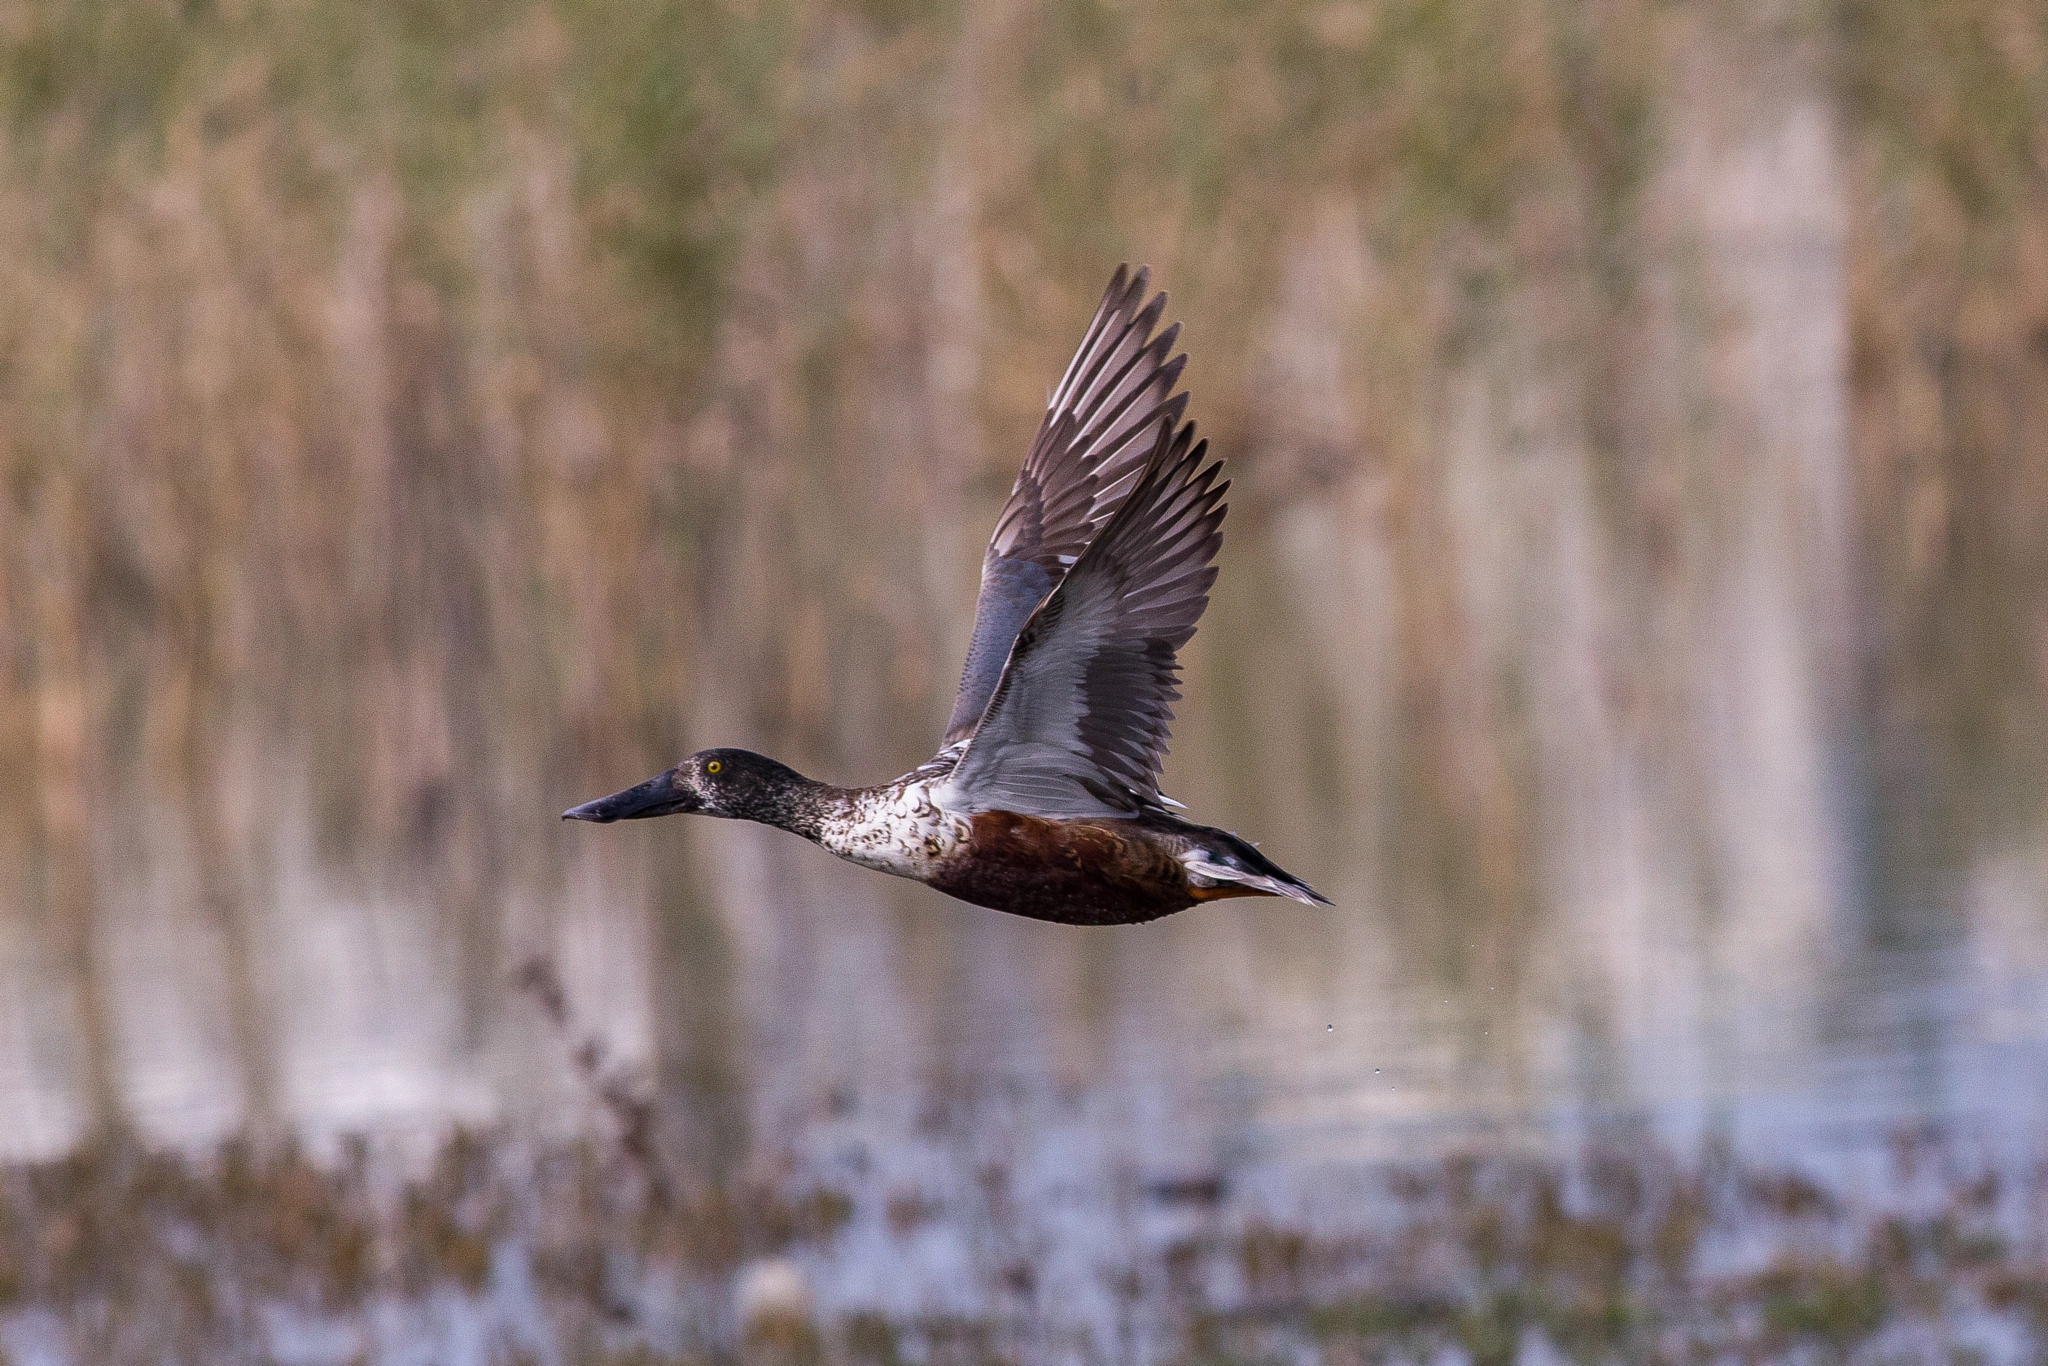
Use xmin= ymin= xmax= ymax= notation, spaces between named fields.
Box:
xmin=565 ymin=266 xmax=1328 ymax=924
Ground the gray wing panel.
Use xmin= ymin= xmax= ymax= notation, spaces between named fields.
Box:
xmin=939 ymin=265 xmax=1189 ymax=746
xmin=943 ymin=558 xmax=1053 ymax=741
xmin=946 ymin=418 xmax=1227 ymax=817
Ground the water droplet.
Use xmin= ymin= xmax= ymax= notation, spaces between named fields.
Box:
xmin=1374 ymin=1068 xmax=1382 ymax=1074
xmin=1326 ymin=1024 xmax=1334 ymax=1032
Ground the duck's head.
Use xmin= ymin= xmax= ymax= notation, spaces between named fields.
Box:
xmin=562 ymin=749 xmax=813 ymax=825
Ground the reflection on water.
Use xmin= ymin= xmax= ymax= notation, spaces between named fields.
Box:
xmin=6 ymin=713 xmax=2048 ymax=1339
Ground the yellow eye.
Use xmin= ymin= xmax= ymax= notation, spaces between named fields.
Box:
xmin=706 ymin=760 xmax=722 ymax=775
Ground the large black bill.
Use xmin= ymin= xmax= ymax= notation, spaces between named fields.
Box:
xmin=561 ymin=769 xmax=695 ymax=822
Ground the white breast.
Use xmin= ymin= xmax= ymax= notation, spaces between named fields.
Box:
xmin=817 ymin=780 xmax=970 ymax=880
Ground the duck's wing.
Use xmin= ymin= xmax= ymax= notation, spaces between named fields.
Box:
xmin=943 ymin=417 xmax=1226 ymax=817
xmin=940 ymin=265 xmax=1188 ymax=746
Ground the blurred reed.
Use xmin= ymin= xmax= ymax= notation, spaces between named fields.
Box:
xmin=0 ymin=0 xmax=2041 ymax=1143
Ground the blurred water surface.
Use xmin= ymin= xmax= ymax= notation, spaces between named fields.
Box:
xmin=0 ymin=0 xmax=2046 ymax=1347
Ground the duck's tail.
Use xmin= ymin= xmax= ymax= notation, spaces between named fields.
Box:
xmin=1180 ymin=826 xmax=1331 ymax=906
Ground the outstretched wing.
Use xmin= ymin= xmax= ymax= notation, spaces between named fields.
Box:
xmin=942 ymin=418 xmax=1227 ymax=818
xmin=941 ymin=265 xmax=1189 ymax=746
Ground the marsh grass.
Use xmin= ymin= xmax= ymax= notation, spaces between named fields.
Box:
xmin=1 ymin=0 xmax=2041 ymax=960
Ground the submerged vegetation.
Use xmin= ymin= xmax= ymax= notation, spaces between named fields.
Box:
xmin=0 ymin=1119 xmax=2039 ymax=1364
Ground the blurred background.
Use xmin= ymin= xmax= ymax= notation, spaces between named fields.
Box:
xmin=2 ymin=0 xmax=2047 ymax=1360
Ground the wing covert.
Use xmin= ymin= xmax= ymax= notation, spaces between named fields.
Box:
xmin=941 ymin=265 xmax=1189 ymax=746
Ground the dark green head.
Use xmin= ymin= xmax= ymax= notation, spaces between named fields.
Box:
xmin=562 ymin=749 xmax=824 ymax=831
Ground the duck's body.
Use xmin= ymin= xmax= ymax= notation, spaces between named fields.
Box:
xmin=567 ymin=267 xmax=1327 ymax=924
xmin=927 ymin=808 xmax=1314 ymax=926
xmin=575 ymin=747 xmax=1314 ymax=925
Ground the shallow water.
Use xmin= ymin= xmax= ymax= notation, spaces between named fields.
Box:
xmin=9 ymin=768 xmax=2048 ymax=1184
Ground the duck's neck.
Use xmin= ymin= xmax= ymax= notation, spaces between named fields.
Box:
xmin=729 ymin=766 xmax=847 ymax=843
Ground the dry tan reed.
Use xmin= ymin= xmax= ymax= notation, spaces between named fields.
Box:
xmin=0 ymin=0 xmax=2040 ymax=1140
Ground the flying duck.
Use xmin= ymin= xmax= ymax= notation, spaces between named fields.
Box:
xmin=565 ymin=266 xmax=1327 ymax=925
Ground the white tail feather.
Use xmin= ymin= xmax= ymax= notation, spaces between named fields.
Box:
xmin=1183 ymin=857 xmax=1324 ymax=905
